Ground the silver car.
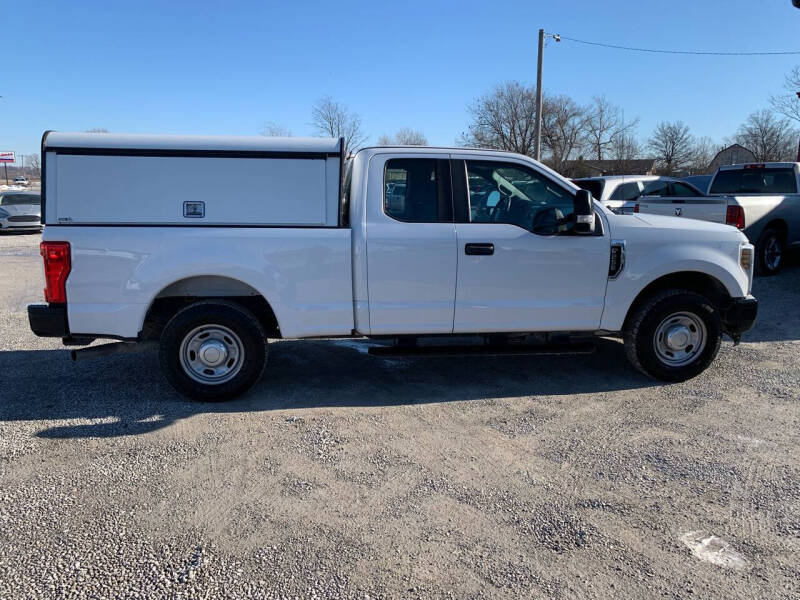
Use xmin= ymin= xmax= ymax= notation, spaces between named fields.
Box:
xmin=0 ymin=191 xmax=42 ymax=232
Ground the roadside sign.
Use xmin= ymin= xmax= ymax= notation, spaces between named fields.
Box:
xmin=0 ymin=151 xmax=15 ymax=163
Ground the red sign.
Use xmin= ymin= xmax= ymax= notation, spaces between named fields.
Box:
xmin=0 ymin=151 xmax=15 ymax=163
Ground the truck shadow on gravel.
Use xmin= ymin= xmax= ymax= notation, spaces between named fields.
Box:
xmin=2 ymin=253 xmax=797 ymax=440
xmin=1 ymin=337 xmax=660 ymax=439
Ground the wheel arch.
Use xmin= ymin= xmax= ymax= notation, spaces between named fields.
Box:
xmin=622 ymin=271 xmax=732 ymax=331
xmin=140 ymin=275 xmax=281 ymax=340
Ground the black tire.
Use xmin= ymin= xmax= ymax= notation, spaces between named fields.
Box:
xmin=159 ymin=300 xmax=267 ymax=401
xmin=754 ymin=227 xmax=785 ymax=276
xmin=623 ymin=290 xmax=722 ymax=382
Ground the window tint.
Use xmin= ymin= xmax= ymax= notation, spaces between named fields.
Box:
xmin=710 ymin=168 xmax=798 ymax=194
xmin=384 ymin=159 xmax=451 ymax=223
xmin=609 ymin=181 xmax=641 ymax=201
xmin=641 ymin=180 xmax=670 ymax=196
xmin=573 ymin=179 xmax=604 ymax=200
xmin=467 ymin=161 xmax=574 ymax=234
xmin=671 ymin=182 xmax=701 ymax=197
xmin=0 ymin=194 xmax=40 ymax=206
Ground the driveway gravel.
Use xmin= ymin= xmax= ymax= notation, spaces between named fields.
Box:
xmin=0 ymin=231 xmax=798 ymax=599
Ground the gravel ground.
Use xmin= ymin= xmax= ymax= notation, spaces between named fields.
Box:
xmin=0 ymin=231 xmax=798 ymax=599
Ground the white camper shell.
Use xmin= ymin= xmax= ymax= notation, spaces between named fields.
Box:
xmin=42 ymin=132 xmax=345 ymax=227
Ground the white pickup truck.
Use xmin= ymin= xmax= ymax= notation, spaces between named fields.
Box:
xmin=637 ymin=162 xmax=800 ymax=275
xmin=28 ymin=132 xmax=758 ymax=400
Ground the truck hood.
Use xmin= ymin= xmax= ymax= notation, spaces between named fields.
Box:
xmin=0 ymin=204 xmax=41 ymax=216
xmin=612 ymin=213 xmax=747 ymax=243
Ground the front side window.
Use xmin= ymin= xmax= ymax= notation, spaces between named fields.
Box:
xmin=466 ymin=161 xmax=574 ymax=234
xmin=384 ymin=158 xmax=451 ymax=223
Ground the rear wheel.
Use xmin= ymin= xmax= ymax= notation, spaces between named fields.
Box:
xmin=755 ymin=227 xmax=785 ymax=276
xmin=159 ymin=300 xmax=267 ymax=401
xmin=623 ymin=290 xmax=722 ymax=382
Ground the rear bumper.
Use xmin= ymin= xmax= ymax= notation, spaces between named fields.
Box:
xmin=721 ymin=296 xmax=758 ymax=337
xmin=28 ymin=304 xmax=68 ymax=337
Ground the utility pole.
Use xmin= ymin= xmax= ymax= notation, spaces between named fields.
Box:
xmin=533 ymin=29 xmax=544 ymax=162
xmin=533 ymin=30 xmax=560 ymax=162
xmin=796 ymin=91 xmax=800 ymax=161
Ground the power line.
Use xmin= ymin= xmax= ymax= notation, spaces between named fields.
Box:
xmin=558 ymin=35 xmax=800 ymax=56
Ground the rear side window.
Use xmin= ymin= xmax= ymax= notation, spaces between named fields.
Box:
xmin=0 ymin=194 xmax=41 ymax=206
xmin=609 ymin=182 xmax=641 ymax=201
xmin=671 ymin=182 xmax=701 ymax=197
xmin=710 ymin=168 xmax=798 ymax=194
xmin=384 ymin=158 xmax=452 ymax=223
xmin=573 ymin=179 xmax=604 ymax=200
xmin=642 ymin=180 xmax=670 ymax=196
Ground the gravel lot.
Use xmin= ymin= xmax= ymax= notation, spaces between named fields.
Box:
xmin=0 ymin=231 xmax=798 ymax=599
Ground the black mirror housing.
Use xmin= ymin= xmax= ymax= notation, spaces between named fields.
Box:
xmin=573 ymin=189 xmax=595 ymax=234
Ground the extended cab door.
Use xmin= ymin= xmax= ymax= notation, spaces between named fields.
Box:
xmin=451 ymin=157 xmax=609 ymax=333
xmin=364 ymin=153 xmax=457 ymax=334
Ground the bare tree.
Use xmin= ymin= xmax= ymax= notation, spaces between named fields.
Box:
xmin=260 ymin=122 xmax=292 ymax=137
xmin=584 ymin=96 xmax=639 ymax=160
xmin=459 ymin=81 xmax=537 ymax=155
xmin=735 ymin=109 xmax=798 ymax=162
xmin=770 ymin=65 xmax=800 ymax=124
xmin=311 ymin=96 xmax=368 ymax=155
xmin=609 ymin=132 xmax=641 ymax=174
xmin=540 ymin=94 xmax=587 ymax=173
xmin=647 ymin=121 xmax=695 ymax=175
xmin=378 ymin=127 xmax=428 ymax=146
xmin=689 ymin=136 xmax=717 ymax=174
xmin=27 ymin=153 xmax=41 ymax=177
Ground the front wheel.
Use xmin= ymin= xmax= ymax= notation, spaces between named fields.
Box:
xmin=623 ymin=290 xmax=722 ymax=382
xmin=159 ymin=300 xmax=268 ymax=401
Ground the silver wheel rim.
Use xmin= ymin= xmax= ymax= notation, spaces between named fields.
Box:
xmin=179 ymin=324 xmax=244 ymax=385
xmin=653 ymin=312 xmax=707 ymax=367
xmin=764 ymin=236 xmax=782 ymax=271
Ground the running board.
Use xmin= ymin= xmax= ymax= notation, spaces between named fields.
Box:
xmin=368 ymin=341 xmax=596 ymax=358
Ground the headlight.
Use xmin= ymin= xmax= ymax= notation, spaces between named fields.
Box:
xmin=0 ymin=208 xmax=9 ymax=218
xmin=740 ymin=244 xmax=754 ymax=294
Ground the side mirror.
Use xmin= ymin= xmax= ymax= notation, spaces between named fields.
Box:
xmin=573 ymin=189 xmax=595 ymax=234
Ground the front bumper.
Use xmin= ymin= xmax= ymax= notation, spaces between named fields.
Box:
xmin=0 ymin=218 xmax=42 ymax=231
xmin=28 ymin=304 xmax=68 ymax=338
xmin=721 ymin=296 xmax=758 ymax=338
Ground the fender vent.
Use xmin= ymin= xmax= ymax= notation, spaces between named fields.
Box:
xmin=609 ymin=240 xmax=626 ymax=279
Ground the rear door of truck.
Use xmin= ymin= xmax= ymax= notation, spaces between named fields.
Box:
xmin=636 ymin=180 xmax=729 ymax=223
xmin=363 ymin=152 xmax=458 ymax=335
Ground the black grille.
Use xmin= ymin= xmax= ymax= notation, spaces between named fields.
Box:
xmin=7 ymin=215 xmax=40 ymax=223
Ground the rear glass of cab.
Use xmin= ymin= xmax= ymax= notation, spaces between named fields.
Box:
xmin=710 ymin=167 xmax=797 ymax=194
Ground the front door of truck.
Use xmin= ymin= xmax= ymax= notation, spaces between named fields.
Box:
xmin=451 ymin=158 xmax=610 ymax=333
xmin=365 ymin=153 xmax=457 ymax=334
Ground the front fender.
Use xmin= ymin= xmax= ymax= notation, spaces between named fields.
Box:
xmin=600 ymin=242 xmax=748 ymax=332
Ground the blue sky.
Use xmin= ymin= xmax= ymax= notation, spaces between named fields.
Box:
xmin=3 ymin=0 xmax=799 ymax=158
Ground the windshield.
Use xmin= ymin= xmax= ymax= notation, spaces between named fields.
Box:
xmin=0 ymin=194 xmax=40 ymax=206
xmin=710 ymin=168 xmax=797 ymax=194
xmin=572 ymin=179 xmax=604 ymax=200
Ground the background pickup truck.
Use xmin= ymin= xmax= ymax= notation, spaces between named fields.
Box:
xmin=29 ymin=132 xmax=757 ymax=400
xmin=636 ymin=162 xmax=800 ymax=275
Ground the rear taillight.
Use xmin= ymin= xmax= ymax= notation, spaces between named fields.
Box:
xmin=40 ymin=242 xmax=71 ymax=303
xmin=725 ymin=205 xmax=745 ymax=230
xmin=633 ymin=203 xmax=639 ymax=213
